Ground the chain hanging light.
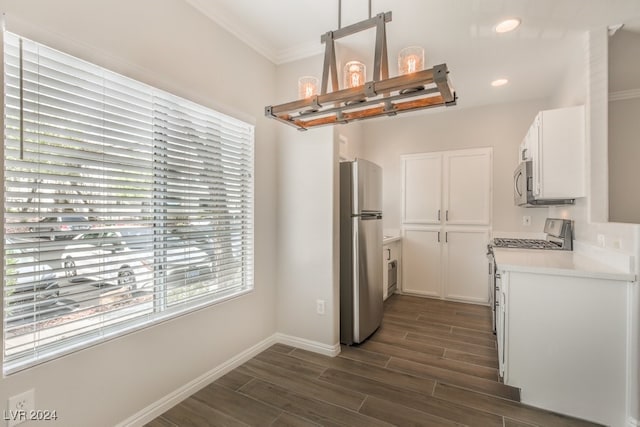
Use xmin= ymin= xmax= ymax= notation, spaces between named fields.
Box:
xmin=265 ymin=1 xmax=457 ymax=131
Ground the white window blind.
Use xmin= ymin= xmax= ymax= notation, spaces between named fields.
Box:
xmin=3 ymin=32 xmax=254 ymax=373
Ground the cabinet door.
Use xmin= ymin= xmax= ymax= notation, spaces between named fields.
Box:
xmin=538 ymin=106 xmax=585 ymax=199
xmin=528 ymin=116 xmax=542 ymax=196
xmin=444 ymin=148 xmax=491 ymax=225
xmin=402 ymin=228 xmax=442 ymax=297
xmin=496 ymin=271 xmax=506 ymax=379
xmin=444 ymin=229 xmax=490 ymax=303
xmin=520 ymin=121 xmax=537 ymax=162
xmin=402 ymin=154 xmax=442 ymax=224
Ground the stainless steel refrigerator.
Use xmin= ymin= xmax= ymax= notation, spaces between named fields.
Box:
xmin=340 ymin=159 xmax=383 ymax=345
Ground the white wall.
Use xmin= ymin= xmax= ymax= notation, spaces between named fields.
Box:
xmin=336 ymin=122 xmax=364 ymax=161
xmin=0 ymin=1 xmax=278 ymax=425
xmin=548 ymin=27 xmax=640 ymax=425
xmin=609 ymin=97 xmax=640 ymax=223
xmin=547 ymin=29 xmax=639 ymax=253
xmin=359 ymin=100 xmax=550 ymax=234
xmin=274 ymin=55 xmax=340 ymax=349
xmin=608 ymin=29 xmax=640 ymax=224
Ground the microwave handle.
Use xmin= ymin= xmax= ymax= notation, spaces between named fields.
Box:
xmin=514 ymin=171 xmax=523 ymax=197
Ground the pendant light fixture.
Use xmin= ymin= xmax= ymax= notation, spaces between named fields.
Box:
xmin=266 ymin=1 xmax=457 ymax=130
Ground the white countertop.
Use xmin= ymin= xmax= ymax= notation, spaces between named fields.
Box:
xmin=493 ymin=248 xmax=636 ymax=282
xmin=383 ymin=235 xmax=401 ymax=244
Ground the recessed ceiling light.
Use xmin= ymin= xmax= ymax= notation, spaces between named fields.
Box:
xmin=495 ymin=18 xmax=521 ymax=33
xmin=491 ymin=78 xmax=509 ymax=87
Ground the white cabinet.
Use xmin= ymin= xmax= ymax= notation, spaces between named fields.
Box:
xmin=444 ymin=229 xmax=491 ymax=303
xmin=518 ymin=116 xmax=539 ymax=163
xmin=382 ymin=239 xmax=402 ymax=300
xmin=495 ymin=270 xmax=506 ymax=379
xmin=519 ymin=106 xmax=585 ymax=199
xmin=402 ymin=149 xmax=491 ymax=226
xmin=402 ymin=153 xmax=441 ymax=224
xmin=445 ymin=151 xmax=491 ymax=225
xmin=402 ymin=228 xmax=442 ymax=297
xmin=498 ymin=269 xmax=630 ymax=426
xmin=401 ymin=148 xmax=492 ymax=304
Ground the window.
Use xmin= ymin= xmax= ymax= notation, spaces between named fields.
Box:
xmin=3 ymin=32 xmax=254 ymax=373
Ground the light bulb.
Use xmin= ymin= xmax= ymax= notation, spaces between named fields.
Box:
xmin=297 ymin=76 xmax=319 ymax=99
xmin=343 ymin=61 xmax=366 ymax=89
xmin=398 ymin=46 xmax=425 ymax=75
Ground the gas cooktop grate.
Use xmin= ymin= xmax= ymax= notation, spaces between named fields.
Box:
xmin=492 ymin=238 xmax=562 ymax=250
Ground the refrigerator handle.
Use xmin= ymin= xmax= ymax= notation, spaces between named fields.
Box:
xmin=357 ymin=212 xmax=383 ymax=220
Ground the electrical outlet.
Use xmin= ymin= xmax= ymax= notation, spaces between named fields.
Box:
xmin=597 ymin=234 xmax=606 ymax=247
xmin=522 ymin=216 xmax=531 ymax=226
xmin=316 ymin=299 xmax=325 ymax=315
xmin=6 ymin=389 xmax=35 ymax=427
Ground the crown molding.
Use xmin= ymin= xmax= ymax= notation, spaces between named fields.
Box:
xmin=609 ymin=88 xmax=640 ymax=102
xmin=185 ymin=0 xmax=278 ymax=63
xmin=185 ymin=0 xmax=323 ymax=65
xmin=275 ymin=41 xmax=325 ymax=64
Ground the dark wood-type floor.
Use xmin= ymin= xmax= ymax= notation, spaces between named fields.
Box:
xmin=146 ymin=294 xmax=599 ymax=426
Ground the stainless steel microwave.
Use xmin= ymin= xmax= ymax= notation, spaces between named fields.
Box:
xmin=514 ymin=160 xmax=575 ymax=207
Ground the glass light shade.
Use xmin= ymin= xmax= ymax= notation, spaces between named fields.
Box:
xmin=398 ymin=46 xmax=425 ymax=75
xmin=298 ymin=76 xmax=319 ymax=99
xmin=343 ymin=61 xmax=366 ymax=89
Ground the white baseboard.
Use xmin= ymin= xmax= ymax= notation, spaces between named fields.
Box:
xmin=117 ymin=333 xmax=340 ymax=426
xmin=117 ymin=334 xmax=277 ymax=427
xmin=629 ymin=416 xmax=639 ymax=427
xmin=274 ymin=332 xmax=341 ymax=357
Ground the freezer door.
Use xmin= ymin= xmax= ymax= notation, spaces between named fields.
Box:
xmin=353 ymin=159 xmax=383 ymax=214
xmin=352 ymin=216 xmax=383 ymax=343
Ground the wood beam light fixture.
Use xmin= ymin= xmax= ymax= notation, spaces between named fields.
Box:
xmin=265 ymin=10 xmax=457 ymax=131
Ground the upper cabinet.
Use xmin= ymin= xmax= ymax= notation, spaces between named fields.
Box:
xmin=445 ymin=150 xmax=492 ymax=225
xmin=402 ymin=153 xmax=442 ymax=224
xmin=402 ymin=148 xmax=492 ymax=226
xmin=519 ymin=106 xmax=586 ymax=200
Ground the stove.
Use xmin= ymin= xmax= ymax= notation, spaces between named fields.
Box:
xmin=491 ymin=218 xmax=574 ymax=252
xmin=492 ymin=237 xmax=563 ymax=250
xmin=487 ymin=218 xmax=574 ymax=335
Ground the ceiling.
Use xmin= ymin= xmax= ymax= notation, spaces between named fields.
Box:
xmin=185 ymin=0 xmax=640 ymax=109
